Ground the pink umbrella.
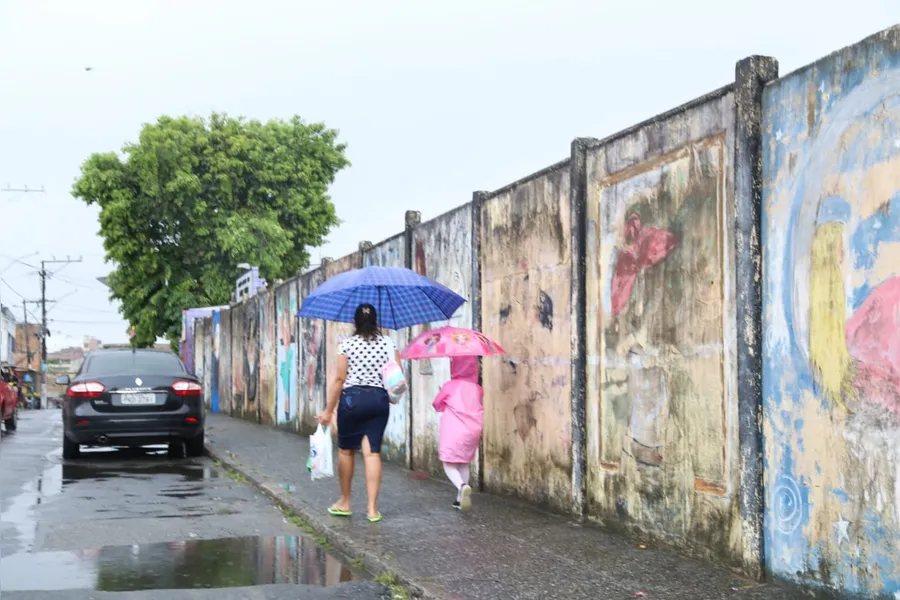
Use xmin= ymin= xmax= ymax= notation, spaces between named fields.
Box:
xmin=400 ymin=326 xmax=506 ymax=359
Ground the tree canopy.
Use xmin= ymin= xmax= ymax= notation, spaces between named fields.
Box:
xmin=73 ymin=113 xmax=349 ymax=347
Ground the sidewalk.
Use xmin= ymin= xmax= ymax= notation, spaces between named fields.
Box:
xmin=205 ymin=414 xmax=801 ymax=600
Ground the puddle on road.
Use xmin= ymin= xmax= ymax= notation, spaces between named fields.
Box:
xmin=1 ymin=535 xmax=361 ymax=592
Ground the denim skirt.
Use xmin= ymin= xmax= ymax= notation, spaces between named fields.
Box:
xmin=336 ymin=385 xmax=390 ymax=452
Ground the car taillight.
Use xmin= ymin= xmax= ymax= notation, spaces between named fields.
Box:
xmin=172 ymin=380 xmax=202 ymax=396
xmin=67 ymin=382 xmax=106 ymax=398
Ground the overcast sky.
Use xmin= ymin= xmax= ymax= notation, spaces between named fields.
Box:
xmin=0 ymin=0 xmax=897 ymax=351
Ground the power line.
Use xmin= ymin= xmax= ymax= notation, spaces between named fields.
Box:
xmin=40 ymin=257 xmax=82 ymax=406
xmin=50 ymin=318 xmax=124 ymax=324
xmin=0 ymin=278 xmax=26 ymax=299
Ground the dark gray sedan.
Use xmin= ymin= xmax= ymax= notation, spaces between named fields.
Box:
xmin=57 ymin=348 xmax=205 ymax=459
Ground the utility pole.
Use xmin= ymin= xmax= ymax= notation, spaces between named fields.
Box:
xmin=1 ymin=184 xmax=45 ymax=193
xmin=39 ymin=257 xmax=81 ymax=409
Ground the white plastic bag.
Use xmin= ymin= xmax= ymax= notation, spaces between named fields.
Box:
xmin=308 ymin=424 xmax=334 ymax=480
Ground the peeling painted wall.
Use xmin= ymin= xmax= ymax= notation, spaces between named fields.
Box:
xmin=200 ymin=316 xmax=213 ymax=411
xmin=762 ymin=28 xmax=900 ymax=596
xmin=276 ymin=279 xmax=300 ymax=429
xmin=480 ymin=163 xmax=573 ymax=510
xmin=244 ymin=296 xmax=259 ymax=420
xmin=298 ymin=270 xmax=325 ymax=434
xmin=230 ymin=302 xmax=245 ymax=417
xmin=218 ymin=309 xmax=232 ymax=415
xmin=584 ymin=90 xmax=742 ymax=562
xmin=410 ymin=205 xmax=475 ymax=477
xmin=323 ymin=253 xmax=361 ymax=433
xmin=258 ymin=290 xmax=277 ymax=426
xmin=363 ymin=234 xmax=410 ymax=463
xmin=193 ymin=316 xmax=207 ymax=406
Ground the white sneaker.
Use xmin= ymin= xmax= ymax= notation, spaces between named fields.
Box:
xmin=460 ymin=484 xmax=473 ymax=511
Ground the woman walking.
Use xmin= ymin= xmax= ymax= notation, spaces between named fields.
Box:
xmin=433 ymin=356 xmax=484 ymax=510
xmin=318 ymin=303 xmax=400 ymax=522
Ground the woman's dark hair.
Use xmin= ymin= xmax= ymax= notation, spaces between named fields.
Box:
xmin=354 ymin=303 xmax=379 ymax=340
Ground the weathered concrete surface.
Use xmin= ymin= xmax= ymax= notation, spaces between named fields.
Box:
xmin=217 ymin=309 xmax=232 ymax=415
xmin=480 ymin=161 xmax=574 ymax=511
xmin=409 ymin=204 xmax=475 ymax=479
xmin=273 ymin=280 xmax=299 ymax=428
xmin=230 ymin=301 xmax=246 ymax=417
xmin=205 ymin=413 xmax=805 ymax=600
xmin=761 ymin=26 xmax=900 ymax=596
xmin=584 ymin=88 xmax=743 ymax=565
xmin=258 ymin=289 xmax=277 ymax=426
xmin=363 ymin=234 xmax=411 ymax=464
xmin=298 ymin=270 xmax=326 ymax=435
xmin=3 ymin=584 xmax=390 ymax=600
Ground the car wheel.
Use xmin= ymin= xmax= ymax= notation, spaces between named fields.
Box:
xmin=62 ymin=435 xmax=80 ymax=459
xmin=184 ymin=432 xmax=205 ymax=458
xmin=4 ymin=408 xmax=17 ymax=431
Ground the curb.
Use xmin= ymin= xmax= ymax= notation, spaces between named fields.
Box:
xmin=205 ymin=444 xmax=440 ymax=600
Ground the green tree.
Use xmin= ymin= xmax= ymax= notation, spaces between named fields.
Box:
xmin=73 ymin=113 xmax=349 ymax=346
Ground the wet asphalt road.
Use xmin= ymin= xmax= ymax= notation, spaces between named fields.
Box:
xmin=1 ymin=410 xmax=388 ymax=599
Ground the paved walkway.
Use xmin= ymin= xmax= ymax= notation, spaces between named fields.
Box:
xmin=205 ymin=414 xmax=802 ymax=600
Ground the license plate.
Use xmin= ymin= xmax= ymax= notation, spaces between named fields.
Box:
xmin=119 ymin=393 xmax=157 ymax=405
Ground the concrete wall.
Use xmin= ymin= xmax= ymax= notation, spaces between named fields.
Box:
xmin=363 ymin=234 xmax=410 ymax=463
xmin=217 ymin=309 xmax=232 ymax=414
xmin=480 ymin=161 xmax=573 ymax=511
xmin=298 ymin=270 xmax=325 ymax=434
xmin=183 ymin=25 xmax=900 ymax=594
xmin=762 ymin=27 xmax=900 ymax=596
xmin=230 ymin=302 xmax=246 ymax=417
xmin=275 ymin=279 xmax=300 ymax=428
xmin=584 ymin=87 xmax=742 ymax=563
xmin=409 ymin=204 xmax=476 ymax=478
xmin=258 ymin=289 xmax=277 ymax=426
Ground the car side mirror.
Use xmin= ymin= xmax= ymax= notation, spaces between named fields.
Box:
xmin=55 ymin=375 xmax=70 ymax=386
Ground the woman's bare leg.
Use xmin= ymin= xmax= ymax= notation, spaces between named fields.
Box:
xmin=361 ymin=436 xmax=382 ymax=518
xmin=334 ymin=448 xmax=355 ymax=510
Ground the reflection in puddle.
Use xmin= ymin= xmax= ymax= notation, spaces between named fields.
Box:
xmin=1 ymin=535 xmax=360 ymax=591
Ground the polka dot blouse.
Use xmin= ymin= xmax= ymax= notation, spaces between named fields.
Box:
xmin=338 ymin=335 xmax=397 ymax=389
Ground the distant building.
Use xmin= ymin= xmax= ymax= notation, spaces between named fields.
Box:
xmin=0 ymin=306 xmax=16 ymax=365
xmin=47 ymin=345 xmax=86 ymax=375
xmin=82 ymin=336 xmax=102 ymax=352
xmin=14 ymin=323 xmax=41 ymax=371
xmin=232 ymin=266 xmax=266 ymax=303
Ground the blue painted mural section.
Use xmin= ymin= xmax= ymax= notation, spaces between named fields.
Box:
xmin=211 ymin=311 xmax=220 ymax=413
xmin=762 ymin=32 xmax=900 ymax=596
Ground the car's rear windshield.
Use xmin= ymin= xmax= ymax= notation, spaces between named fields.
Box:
xmin=83 ymin=352 xmax=185 ymax=376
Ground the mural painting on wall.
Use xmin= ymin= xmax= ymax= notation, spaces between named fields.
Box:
xmin=258 ymin=291 xmax=276 ymax=425
xmin=219 ymin=310 xmax=232 ymax=415
xmin=299 ymin=270 xmax=326 ymax=433
xmin=211 ymin=312 xmax=220 ymax=413
xmin=276 ymin=282 xmax=299 ymax=425
xmin=762 ymin=45 xmax=900 ymax=594
xmin=599 ymin=138 xmax=726 ymax=491
xmin=231 ymin=303 xmax=244 ymax=414
xmin=244 ymin=297 xmax=260 ymax=420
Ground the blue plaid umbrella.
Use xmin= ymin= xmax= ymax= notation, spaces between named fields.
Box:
xmin=297 ymin=266 xmax=466 ymax=329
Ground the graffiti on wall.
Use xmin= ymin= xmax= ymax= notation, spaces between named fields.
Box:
xmin=364 ymin=235 xmax=409 ymax=462
xmin=218 ymin=309 xmax=232 ymax=415
xmin=201 ymin=316 xmax=213 ymax=412
xmin=299 ymin=271 xmax=325 ymax=433
xmin=410 ymin=206 xmax=474 ymax=476
xmin=480 ymin=165 xmax=573 ymax=509
xmin=762 ymin=37 xmax=900 ymax=595
xmin=211 ymin=312 xmax=221 ymax=412
xmin=244 ymin=297 xmax=259 ymax=416
xmin=258 ymin=290 xmax=276 ymax=425
xmin=276 ymin=281 xmax=299 ymax=426
xmin=231 ymin=303 xmax=245 ymax=414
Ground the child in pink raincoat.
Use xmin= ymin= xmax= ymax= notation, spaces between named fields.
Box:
xmin=432 ymin=356 xmax=484 ymax=511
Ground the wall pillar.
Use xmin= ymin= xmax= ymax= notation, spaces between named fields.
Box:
xmin=403 ymin=210 xmax=421 ymax=470
xmin=569 ymin=137 xmax=593 ymax=518
xmin=734 ymin=55 xmax=778 ymax=579
xmin=470 ymin=191 xmax=487 ymax=491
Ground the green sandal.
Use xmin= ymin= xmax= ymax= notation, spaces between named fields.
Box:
xmin=367 ymin=512 xmax=382 ymax=523
xmin=328 ymin=507 xmax=352 ymax=517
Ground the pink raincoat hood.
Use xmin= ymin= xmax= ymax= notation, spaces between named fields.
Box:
xmin=450 ymin=356 xmax=478 ymax=384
